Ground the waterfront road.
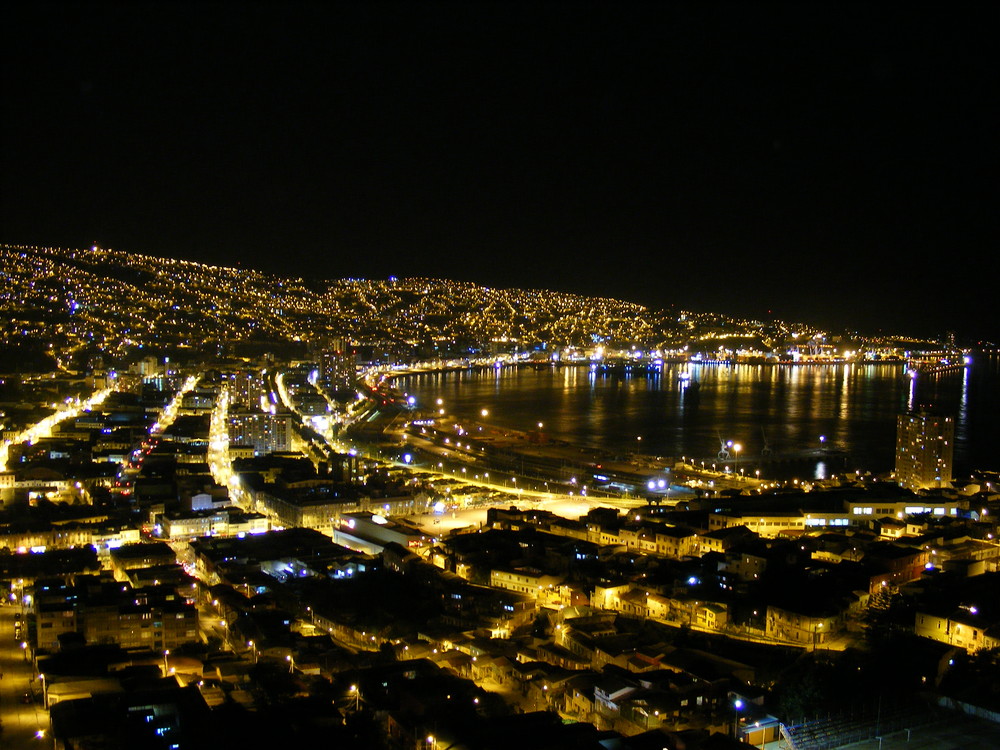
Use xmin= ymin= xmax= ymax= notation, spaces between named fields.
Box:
xmin=0 ymin=602 xmax=48 ymax=747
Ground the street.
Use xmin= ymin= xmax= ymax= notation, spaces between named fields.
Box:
xmin=0 ymin=601 xmax=48 ymax=747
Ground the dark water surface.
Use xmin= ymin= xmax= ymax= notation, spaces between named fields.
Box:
xmin=401 ymin=355 xmax=999 ymax=481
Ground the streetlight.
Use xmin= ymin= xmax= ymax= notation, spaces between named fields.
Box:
xmin=733 ymin=698 xmax=744 ymax=738
xmin=733 ymin=443 xmax=741 ymax=474
xmin=350 ymin=684 xmax=360 ymax=711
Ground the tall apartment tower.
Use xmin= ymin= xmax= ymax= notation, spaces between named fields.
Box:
xmin=317 ymin=336 xmax=356 ymax=391
xmin=224 ymin=369 xmax=265 ymax=408
xmin=895 ymin=411 xmax=954 ymax=491
xmin=228 ymin=407 xmax=296 ymax=456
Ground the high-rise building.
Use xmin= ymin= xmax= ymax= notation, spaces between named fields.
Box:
xmin=895 ymin=411 xmax=954 ymax=491
xmin=223 ymin=369 xmax=265 ymax=408
xmin=227 ymin=407 xmax=295 ymax=455
xmin=312 ymin=336 xmax=356 ymax=391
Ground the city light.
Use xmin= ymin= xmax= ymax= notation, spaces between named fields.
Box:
xmin=0 ymin=241 xmax=990 ymax=750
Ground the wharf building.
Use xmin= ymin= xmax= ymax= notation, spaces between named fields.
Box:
xmin=895 ymin=411 xmax=954 ymax=491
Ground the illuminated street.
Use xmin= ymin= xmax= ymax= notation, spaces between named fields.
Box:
xmin=0 ymin=603 xmax=47 ymax=748
xmin=208 ymin=386 xmax=245 ymax=504
xmin=0 ymin=386 xmax=116 ymax=469
xmin=0 ymin=3 xmax=996 ymax=743
xmin=150 ymin=374 xmax=200 ymax=436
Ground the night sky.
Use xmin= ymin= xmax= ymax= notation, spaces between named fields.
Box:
xmin=3 ymin=3 xmax=996 ymax=340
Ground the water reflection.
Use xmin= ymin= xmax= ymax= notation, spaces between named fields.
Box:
xmin=956 ymin=365 xmax=970 ymax=457
xmin=403 ymin=359 xmax=991 ymax=478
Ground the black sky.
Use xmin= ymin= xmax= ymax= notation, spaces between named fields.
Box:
xmin=2 ymin=2 xmax=996 ymax=341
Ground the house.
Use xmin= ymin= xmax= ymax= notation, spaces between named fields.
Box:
xmin=699 ymin=526 xmax=758 ymax=555
xmin=489 ymin=567 xmax=562 ymax=601
xmin=655 ymin=526 xmax=700 ymax=559
xmin=766 ymin=605 xmax=842 ymax=646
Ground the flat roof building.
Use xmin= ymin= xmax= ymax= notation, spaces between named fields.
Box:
xmin=896 ymin=411 xmax=954 ymax=491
